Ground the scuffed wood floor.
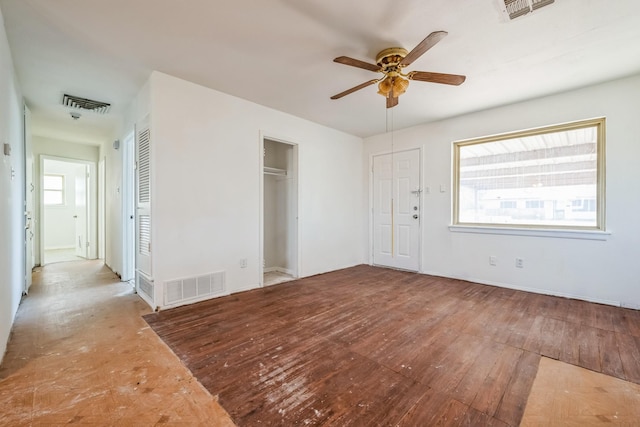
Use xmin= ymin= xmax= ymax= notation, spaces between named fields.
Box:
xmin=144 ymin=265 xmax=640 ymax=426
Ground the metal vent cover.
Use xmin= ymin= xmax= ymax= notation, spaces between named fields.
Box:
xmin=501 ymin=0 xmax=554 ymax=20
xmin=62 ymin=94 xmax=111 ymax=114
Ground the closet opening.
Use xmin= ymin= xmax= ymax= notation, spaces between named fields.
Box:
xmin=260 ymin=137 xmax=298 ymax=287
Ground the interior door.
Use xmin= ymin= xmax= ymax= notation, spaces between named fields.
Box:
xmin=74 ymin=164 xmax=89 ymax=258
xmin=135 ymin=121 xmax=152 ymax=277
xmin=372 ymin=149 xmax=421 ymax=271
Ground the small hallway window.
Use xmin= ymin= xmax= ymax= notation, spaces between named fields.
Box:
xmin=43 ymin=174 xmax=65 ymax=205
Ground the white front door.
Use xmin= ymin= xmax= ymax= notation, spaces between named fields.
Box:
xmin=372 ymin=149 xmax=421 ymax=271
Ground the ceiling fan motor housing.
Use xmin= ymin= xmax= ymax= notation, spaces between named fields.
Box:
xmin=376 ymin=47 xmax=408 ymax=70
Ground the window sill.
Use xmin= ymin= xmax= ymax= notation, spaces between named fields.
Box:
xmin=448 ymin=225 xmax=611 ymax=241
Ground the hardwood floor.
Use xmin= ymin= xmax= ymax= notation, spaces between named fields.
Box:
xmin=144 ymin=265 xmax=640 ymax=426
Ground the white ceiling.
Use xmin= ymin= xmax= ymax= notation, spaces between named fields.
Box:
xmin=2 ymin=0 xmax=640 ymax=141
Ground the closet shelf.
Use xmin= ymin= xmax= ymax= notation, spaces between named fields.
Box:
xmin=264 ymin=166 xmax=287 ymax=176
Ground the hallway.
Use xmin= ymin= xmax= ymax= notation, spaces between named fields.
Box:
xmin=0 ymin=260 xmax=234 ymax=426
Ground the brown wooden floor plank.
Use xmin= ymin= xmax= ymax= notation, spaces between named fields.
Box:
xmin=616 ymin=332 xmax=640 ymax=383
xmin=494 ymin=350 xmax=541 ymax=426
xmin=451 ymin=342 xmax=505 ymax=405
xmin=470 ymin=346 xmax=523 ymax=417
xmin=559 ymin=321 xmax=581 ymax=366
xmin=599 ymin=329 xmax=625 ymax=380
xmin=577 ymin=325 xmax=602 ymax=372
xmin=521 ymin=316 xmax=545 ymax=354
xmin=397 ymin=388 xmax=467 ymax=427
xmin=538 ymin=317 xmax=566 ymax=360
xmin=420 ymin=334 xmax=489 ymax=394
xmin=460 ymin=407 xmax=511 ymax=427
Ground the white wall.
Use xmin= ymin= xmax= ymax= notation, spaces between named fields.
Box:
xmin=42 ymin=160 xmax=80 ymax=249
xmin=0 ymin=7 xmax=25 ymax=363
xmin=32 ymin=137 xmax=99 ymax=264
xmin=363 ymin=73 xmax=640 ymax=309
xmin=142 ymin=71 xmax=363 ymax=308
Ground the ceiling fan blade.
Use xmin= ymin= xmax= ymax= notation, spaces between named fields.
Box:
xmin=333 ymin=56 xmax=381 ymax=72
xmin=408 ymin=71 xmax=466 ymax=86
xmin=399 ymin=31 xmax=448 ymax=67
xmin=331 ymin=79 xmax=379 ymax=100
xmin=386 ymin=95 xmax=398 ymax=108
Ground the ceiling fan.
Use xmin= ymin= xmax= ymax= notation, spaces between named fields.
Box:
xmin=330 ymin=31 xmax=466 ymax=108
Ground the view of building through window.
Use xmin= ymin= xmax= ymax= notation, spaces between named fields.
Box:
xmin=454 ymin=118 xmax=605 ymax=229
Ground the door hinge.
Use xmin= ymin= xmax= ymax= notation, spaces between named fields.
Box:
xmin=148 ymin=242 xmax=151 ymax=253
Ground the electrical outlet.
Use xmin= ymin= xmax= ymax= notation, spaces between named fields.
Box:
xmin=515 ymin=258 xmax=524 ymax=268
xmin=240 ymin=258 xmax=248 ymax=268
xmin=489 ymin=256 xmax=497 ymax=266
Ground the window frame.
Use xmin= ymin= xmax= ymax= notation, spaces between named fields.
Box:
xmin=453 ymin=117 xmax=606 ymax=232
xmin=43 ymin=173 xmax=66 ymax=206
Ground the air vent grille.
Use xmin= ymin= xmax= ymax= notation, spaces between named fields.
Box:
xmin=136 ymin=270 xmax=154 ymax=301
xmin=502 ymin=0 xmax=554 ymax=20
xmin=62 ymin=94 xmax=111 ymax=114
xmin=165 ymin=271 xmax=226 ymax=306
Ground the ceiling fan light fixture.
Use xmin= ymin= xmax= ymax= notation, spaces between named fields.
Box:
xmin=331 ymin=31 xmax=466 ymax=108
xmin=392 ymin=76 xmax=409 ymax=97
xmin=377 ymin=76 xmax=393 ymax=96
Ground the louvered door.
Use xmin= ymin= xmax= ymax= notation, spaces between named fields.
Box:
xmin=135 ymin=118 xmax=152 ymax=277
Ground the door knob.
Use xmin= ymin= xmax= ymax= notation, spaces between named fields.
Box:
xmin=413 ymin=214 xmax=419 ymax=219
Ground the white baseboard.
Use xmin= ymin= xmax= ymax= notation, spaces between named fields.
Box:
xmin=418 ymin=268 xmax=623 ymax=308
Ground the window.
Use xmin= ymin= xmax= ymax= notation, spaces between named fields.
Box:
xmin=454 ymin=117 xmax=605 ymax=230
xmin=43 ymin=174 xmax=65 ymax=205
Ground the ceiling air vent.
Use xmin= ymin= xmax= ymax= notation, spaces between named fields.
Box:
xmin=62 ymin=94 xmax=111 ymax=114
xmin=501 ymin=0 xmax=554 ymax=20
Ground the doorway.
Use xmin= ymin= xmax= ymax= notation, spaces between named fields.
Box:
xmin=40 ymin=156 xmax=97 ymax=265
xmin=260 ymin=137 xmax=298 ymax=287
xmin=371 ymin=148 xmax=422 ymax=271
